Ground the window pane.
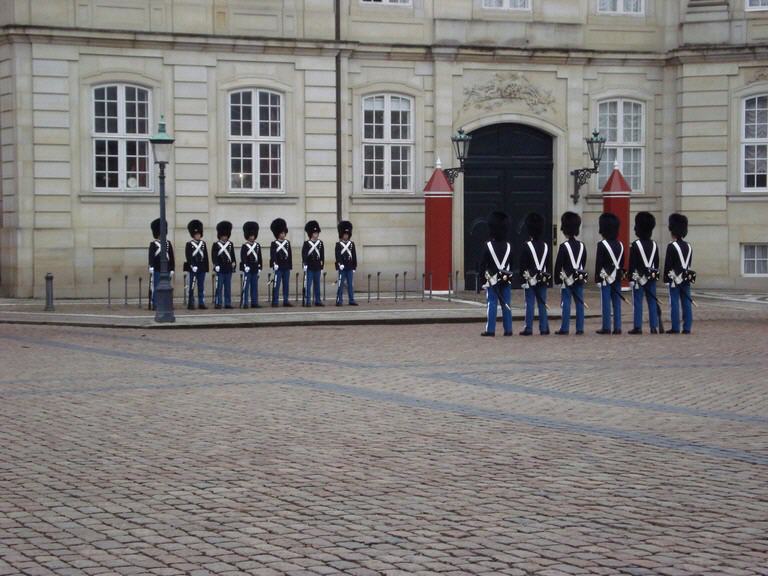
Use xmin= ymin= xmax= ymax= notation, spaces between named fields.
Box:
xmin=258 ymin=91 xmax=281 ymax=138
xmin=94 ymin=85 xmax=118 ymax=134
xmin=230 ymin=142 xmax=253 ymax=189
xmin=363 ymin=96 xmax=385 ymax=141
xmin=390 ymin=145 xmax=411 ymax=190
xmin=363 ymin=145 xmax=385 ymax=190
xmin=599 ymin=0 xmax=618 ymax=10
xmin=622 ymin=147 xmax=642 ymax=191
xmin=623 ymin=101 xmax=642 ymax=143
xmin=597 ymin=147 xmax=617 ymax=189
xmin=124 ymin=87 xmax=149 ymax=135
xmin=390 ymin=96 xmax=411 ymax=140
xmin=744 ymin=144 xmax=768 ymax=189
xmin=230 ymin=90 xmax=253 ymax=137
xmin=623 ymin=0 xmax=641 ymax=12
xmin=259 ymin=143 xmax=281 ymax=190
xmin=94 ymin=138 xmax=119 ymax=189
xmin=599 ymin=101 xmax=618 ymax=143
xmin=126 ymin=139 xmax=149 ymax=189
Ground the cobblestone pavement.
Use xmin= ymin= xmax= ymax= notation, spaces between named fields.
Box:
xmin=1 ymin=300 xmax=767 ymax=575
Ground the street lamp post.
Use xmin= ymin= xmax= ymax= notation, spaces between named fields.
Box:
xmin=443 ymin=128 xmax=472 ymax=185
xmin=150 ymin=116 xmax=175 ymax=323
xmin=570 ymin=129 xmax=606 ymax=204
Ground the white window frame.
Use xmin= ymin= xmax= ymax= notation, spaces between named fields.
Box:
xmin=597 ymin=98 xmax=645 ymax=193
xmin=361 ymin=94 xmax=414 ymax=193
xmin=742 ymin=243 xmax=768 ymax=276
xmin=597 ymin=0 xmax=644 ymax=15
xmin=91 ymin=84 xmax=152 ymax=192
xmin=746 ymin=0 xmax=768 ymax=11
xmin=482 ymin=0 xmax=532 ymax=10
xmin=741 ymin=94 xmax=768 ymax=193
xmin=360 ymin=0 xmax=412 ymax=5
xmin=227 ymin=88 xmax=285 ymax=194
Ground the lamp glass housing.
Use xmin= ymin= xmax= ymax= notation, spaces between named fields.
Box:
xmin=586 ymin=130 xmax=606 ymax=167
xmin=150 ymin=116 xmax=175 ymax=164
xmin=451 ymin=128 xmax=472 ymax=166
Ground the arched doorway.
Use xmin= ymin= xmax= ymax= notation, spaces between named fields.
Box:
xmin=463 ymin=123 xmax=554 ymax=289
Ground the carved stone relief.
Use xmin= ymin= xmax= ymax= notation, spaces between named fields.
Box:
xmin=462 ymin=72 xmax=556 ymax=115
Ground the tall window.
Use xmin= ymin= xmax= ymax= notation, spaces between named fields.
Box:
xmin=743 ymin=95 xmax=768 ymax=191
xmin=598 ymin=0 xmax=643 ymax=14
xmin=228 ymin=89 xmax=283 ymax=192
xmin=92 ymin=84 xmax=151 ymax=190
xmin=597 ymin=99 xmax=644 ymax=192
xmin=746 ymin=0 xmax=768 ymax=11
xmin=743 ymin=244 xmax=768 ymax=276
xmin=482 ymin=0 xmax=531 ymax=9
xmin=362 ymin=94 xmax=413 ymax=192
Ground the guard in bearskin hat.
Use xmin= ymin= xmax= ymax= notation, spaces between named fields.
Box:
xmin=212 ymin=220 xmax=236 ymax=309
xmin=479 ymin=211 xmax=513 ymax=337
xmin=519 ymin=212 xmax=551 ymax=336
xmin=664 ymin=213 xmax=694 ymax=334
xmin=301 ymin=220 xmax=324 ymax=307
xmin=239 ymin=221 xmax=262 ymax=308
xmin=269 ymin=218 xmax=293 ymax=307
xmin=147 ymin=218 xmax=175 ymax=310
xmin=335 ymin=220 xmax=358 ymax=306
xmin=184 ymin=219 xmax=209 ymax=309
xmin=595 ymin=212 xmax=625 ymax=334
xmin=554 ymin=211 xmax=587 ymax=335
xmin=629 ymin=212 xmax=662 ymax=334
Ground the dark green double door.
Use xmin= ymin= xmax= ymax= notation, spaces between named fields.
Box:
xmin=463 ymin=123 xmax=554 ymax=289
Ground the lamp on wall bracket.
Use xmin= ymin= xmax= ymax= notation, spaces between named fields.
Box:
xmin=570 ymin=129 xmax=606 ymax=204
xmin=444 ymin=128 xmax=472 ymax=185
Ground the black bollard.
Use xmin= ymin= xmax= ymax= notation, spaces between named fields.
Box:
xmin=421 ymin=273 xmax=425 ymax=302
xmin=429 ymin=272 xmax=433 ymax=300
xmin=403 ymin=271 xmax=407 ymax=301
xmin=323 ymin=271 xmax=327 ymax=302
xmin=455 ymin=271 xmax=460 ymax=298
xmin=124 ymin=275 xmax=128 ymax=305
xmin=448 ymin=272 xmax=452 ymax=302
xmin=138 ymin=277 xmax=142 ymax=309
xmin=295 ymin=272 xmax=300 ymax=303
xmin=108 ymin=277 xmax=112 ymax=309
xmin=44 ymin=273 xmax=54 ymax=312
xmin=367 ymin=274 xmax=371 ymax=304
xmin=376 ymin=272 xmax=381 ymax=301
xmin=395 ymin=273 xmax=399 ymax=302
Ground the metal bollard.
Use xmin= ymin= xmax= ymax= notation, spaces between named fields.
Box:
xmin=448 ymin=272 xmax=452 ymax=302
xmin=395 ymin=273 xmax=399 ymax=302
xmin=295 ymin=272 xmax=300 ymax=303
xmin=108 ymin=277 xmax=112 ymax=308
xmin=421 ymin=273 xmax=425 ymax=302
xmin=138 ymin=277 xmax=142 ymax=309
xmin=211 ymin=274 xmax=216 ymax=305
xmin=403 ymin=271 xmax=407 ymax=301
xmin=429 ymin=272 xmax=433 ymax=300
xmin=376 ymin=271 xmax=381 ymax=301
xmin=44 ymin=273 xmax=54 ymax=311
xmin=323 ymin=271 xmax=327 ymax=302
xmin=124 ymin=275 xmax=128 ymax=305
xmin=367 ymin=273 xmax=371 ymax=304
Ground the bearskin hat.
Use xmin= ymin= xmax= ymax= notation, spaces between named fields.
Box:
xmin=305 ymin=220 xmax=321 ymax=237
xmin=270 ymin=218 xmax=287 ymax=238
xmin=150 ymin=218 xmax=162 ymax=239
xmin=243 ymin=221 xmax=259 ymax=240
xmin=216 ymin=220 xmax=232 ymax=239
xmin=560 ymin=211 xmax=581 ymax=238
xmin=187 ymin=219 xmax=203 ymax=238
xmin=668 ymin=213 xmax=688 ymax=239
xmin=634 ymin=211 xmax=656 ymax=241
xmin=338 ymin=220 xmax=353 ymax=239
xmin=488 ymin=211 xmax=509 ymax=242
xmin=598 ymin=212 xmax=620 ymax=241
xmin=524 ymin=212 xmax=545 ymax=241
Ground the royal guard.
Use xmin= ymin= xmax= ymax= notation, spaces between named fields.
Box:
xmin=269 ymin=218 xmax=293 ymax=307
xmin=147 ymin=218 xmax=175 ymax=310
xmin=184 ymin=219 xmax=209 ymax=310
xmin=302 ymin=220 xmax=325 ymax=307
xmin=554 ymin=211 xmax=587 ymax=335
xmin=629 ymin=212 xmax=662 ymax=334
xmin=212 ymin=220 xmax=236 ymax=309
xmin=479 ymin=211 xmax=513 ymax=337
xmin=519 ymin=212 xmax=551 ymax=336
xmin=240 ymin=221 xmax=262 ymax=309
xmin=664 ymin=213 xmax=695 ymax=334
xmin=595 ymin=212 xmax=625 ymax=334
xmin=335 ymin=220 xmax=358 ymax=306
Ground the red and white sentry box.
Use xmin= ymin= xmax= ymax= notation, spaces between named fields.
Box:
xmin=423 ymin=165 xmax=453 ymax=293
xmin=601 ymin=161 xmax=632 ymax=288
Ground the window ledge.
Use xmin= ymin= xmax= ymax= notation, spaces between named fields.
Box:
xmin=585 ymin=193 xmax=658 ymax=204
xmin=728 ymin=193 xmax=768 ymax=202
xmin=80 ymin=192 xmax=157 ymax=203
xmin=215 ymin=194 xmax=299 ymax=205
xmin=351 ymin=193 xmax=423 ymax=204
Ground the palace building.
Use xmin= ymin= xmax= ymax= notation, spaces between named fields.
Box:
xmin=1 ymin=0 xmax=767 ymax=297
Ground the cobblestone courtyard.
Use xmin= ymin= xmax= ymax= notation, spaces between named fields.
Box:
xmin=1 ymin=299 xmax=767 ymax=575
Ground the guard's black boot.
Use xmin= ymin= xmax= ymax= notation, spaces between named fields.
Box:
xmin=519 ymin=329 xmax=532 ymax=336
xmin=554 ymin=329 xmax=569 ymax=335
xmin=628 ymin=328 xmax=642 ymax=335
xmin=480 ymin=331 xmax=495 ymax=337
xmin=596 ymin=329 xmax=611 ymax=335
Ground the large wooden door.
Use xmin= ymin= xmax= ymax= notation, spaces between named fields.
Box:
xmin=463 ymin=123 xmax=553 ymax=289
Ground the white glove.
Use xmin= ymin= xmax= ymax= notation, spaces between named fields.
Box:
xmin=244 ymin=266 xmax=250 ymax=273
xmin=273 ymin=264 xmax=279 ymax=271
xmin=214 ymin=265 xmax=220 ymax=273
xmin=192 ymin=266 xmax=198 ymax=273
xmin=149 ymin=267 xmax=154 ymax=273
xmin=339 ymin=264 xmax=345 ymax=271
xmin=303 ymin=265 xmax=308 ymax=272
xmin=170 ymin=271 xmax=174 ymax=277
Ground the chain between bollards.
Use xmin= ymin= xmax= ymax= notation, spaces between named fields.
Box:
xmin=44 ymin=273 xmax=54 ymax=311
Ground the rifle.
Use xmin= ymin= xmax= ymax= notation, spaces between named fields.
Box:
xmin=188 ymin=271 xmax=197 ymax=307
xmin=240 ymin=272 xmax=248 ymax=308
xmin=302 ymin=269 xmax=308 ymax=306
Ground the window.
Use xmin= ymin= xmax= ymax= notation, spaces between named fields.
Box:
xmin=228 ymin=89 xmax=284 ymax=192
xmin=742 ymin=95 xmax=768 ymax=191
xmin=743 ymin=244 xmax=768 ymax=275
xmin=360 ymin=0 xmax=411 ymax=4
xmin=597 ymin=0 xmax=643 ymax=14
xmin=92 ymin=84 xmax=151 ymax=191
xmin=597 ymin=99 xmax=644 ymax=192
xmin=746 ymin=0 xmax=768 ymax=11
xmin=362 ymin=94 xmax=413 ymax=192
xmin=482 ymin=0 xmax=531 ymax=9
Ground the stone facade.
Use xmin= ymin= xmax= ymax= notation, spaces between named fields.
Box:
xmin=0 ymin=0 xmax=767 ymax=297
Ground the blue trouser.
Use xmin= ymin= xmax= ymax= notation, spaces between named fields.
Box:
xmin=242 ymin=271 xmax=259 ymax=306
xmin=633 ymin=281 xmax=659 ymax=331
xmin=305 ymin=269 xmax=321 ymax=305
xmin=669 ymin=283 xmax=693 ymax=333
xmin=524 ymin=285 xmax=549 ymax=333
xmin=336 ymin=268 xmax=356 ymax=304
xmin=600 ymin=281 xmax=622 ymax=332
xmin=485 ymin=284 xmax=512 ymax=335
xmin=214 ymin=272 xmax=232 ymax=307
xmin=272 ymin=268 xmax=291 ymax=304
xmin=188 ymin=270 xmax=206 ymax=305
xmin=151 ymin=269 xmax=160 ymax=308
xmin=559 ymin=283 xmax=585 ymax=333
